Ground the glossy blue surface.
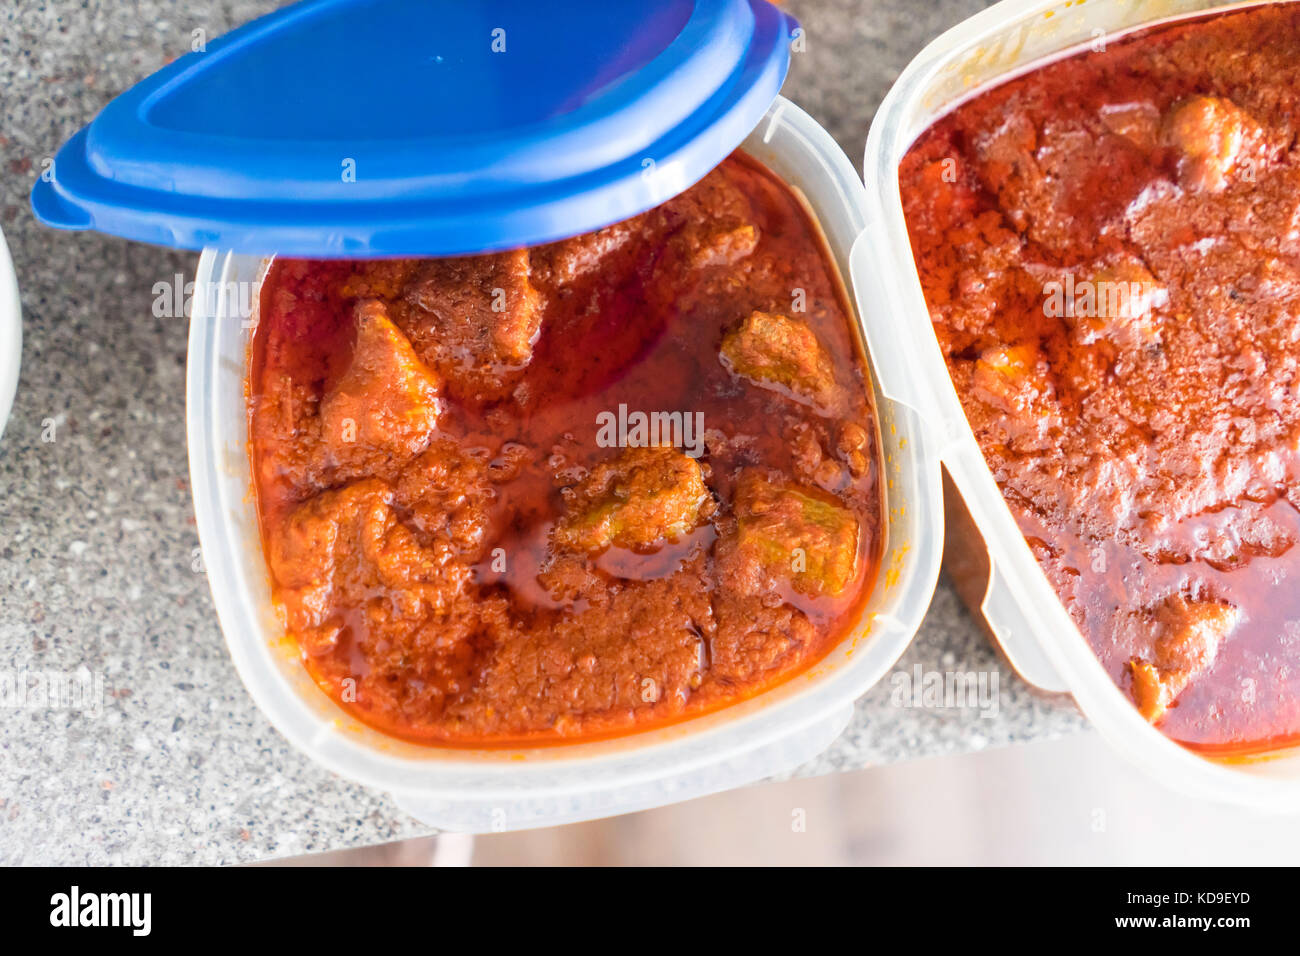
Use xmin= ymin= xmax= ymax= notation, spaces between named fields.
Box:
xmin=31 ymin=0 xmax=795 ymax=256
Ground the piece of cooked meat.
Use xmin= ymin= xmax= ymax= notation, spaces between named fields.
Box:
xmin=1127 ymin=595 xmax=1241 ymax=723
xmin=664 ymin=165 xmax=761 ymax=270
xmin=721 ymin=470 xmax=859 ymax=597
xmin=268 ymin=477 xmax=473 ymax=646
xmin=720 ymin=310 xmax=839 ymax=410
xmin=1067 ymin=257 xmax=1167 ymax=348
xmin=532 ymin=218 xmax=641 ymax=286
xmin=1164 ymin=96 xmax=1259 ymax=192
xmin=1099 ymin=100 xmax=1162 ymax=151
xmin=405 ymin=247 xmax=542 ymax=366
xmin=686 ymin=222 xmax=759 ymax=269
xmin=319 ymin=300 xmax=441 ymax=475
xmin=393 ymin=438 xmax=496 ymax=556
xmin=267 ymin=478 xmax=393 ymax=641
xmin=966 ymin=341 xmax=1060 ymax=445
xmin=971 ymin=343 xmax=1046 ymax=412
xmin=553 ymin=446 xmax=710 ymax=553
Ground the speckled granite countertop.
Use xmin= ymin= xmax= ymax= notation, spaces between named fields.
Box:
xmin=0 ymin=0 xmax=1086 ymax=865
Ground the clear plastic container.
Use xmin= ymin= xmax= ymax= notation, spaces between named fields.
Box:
xmin=186 ymin=96 xmax=944 ymax=832
xmin=0 ymin=227 xmax=20 ymax=444
xmin=862 ymin=0 xmax=1300 ymax=809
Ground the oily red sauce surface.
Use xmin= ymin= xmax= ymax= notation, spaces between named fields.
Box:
xmin=249 ymin=153 xmax=883 ymax=746
xmin=901 ymin=4 xmax=1300 ymax=753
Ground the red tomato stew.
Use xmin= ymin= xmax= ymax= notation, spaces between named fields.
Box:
xmin=900 ymin=4 xmax=1300 ymax=753
xmin=248 ymin=152 xmax=884 ymax=746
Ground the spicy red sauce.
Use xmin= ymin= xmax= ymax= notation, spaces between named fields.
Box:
xmin=901 ymin=4 xmax=1300 ymax=752
xmin=249 ymin=153 xmax=884 ymax=746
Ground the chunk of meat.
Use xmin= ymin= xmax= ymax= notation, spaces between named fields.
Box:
xmin=710 ymin=594 xmax=817 ymax=683
xmin=553 ymin=446 xmax=710 ymax=553
xmin=663 ymin=165 xmax=761 ymax=270
xmin=1064 ymin=258 xmax=1168 ymax=349
xmin=972 ymin=111 xmax=1143 ymax=254
xmin=533 ymin=218 xmax=641 ymax=286
xmin=461 ymin=564 xmax=716 ymax=736
xmin=268 ymin=478 xmax=473 ymax=646
xmin=720 ymin=310 xmax=839 ymax=410
xmin=393 ymin=439 xmax=496 ymax=555
xmin=318 ymin=300 xmax=440 ymax=476
xmin=1164 ymin=96 xmax=1258 ymax=192
xmin=837 ymin=421 xmax=873 ymax=479
xmin=402 ymin=248 xmax=544 ymax=397
xmin=1127 ymin=596 xmax=1241 ymax=723
xmin=1100 ymin=100 xmax=1161 ymax=151
xmin=267 ymin=479 xmax=394 ymax=635
xmin=969 ymin=343 xmax=1056 ymax=439
xmin=721 ymin=470 xmax=859 ymax=597
xmin=1089 ymin=259 xmax=1166 ymax=342
xmin=686 ymin=222 xmax=759 ymax=269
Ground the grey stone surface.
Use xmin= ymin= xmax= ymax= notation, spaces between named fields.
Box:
xmin=0 ymin=0 xmax=1085 ymax=865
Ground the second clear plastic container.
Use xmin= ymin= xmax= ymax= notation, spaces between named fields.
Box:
xmin=861 ymin=0 xmax=1300 ymax=809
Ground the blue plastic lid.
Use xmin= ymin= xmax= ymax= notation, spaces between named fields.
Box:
xmin=31 ymin=0 xmax=796 ymax=257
